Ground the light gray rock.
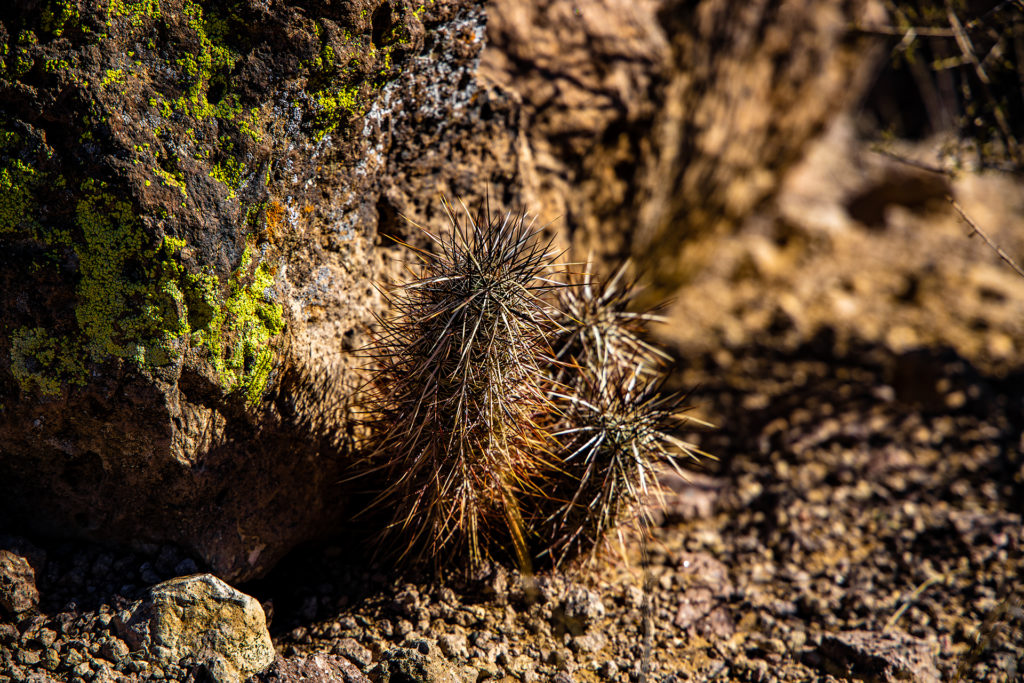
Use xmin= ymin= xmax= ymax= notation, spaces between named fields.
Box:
xmin=120 ymin=574 xmax=274 ymax=683
xmin=562 ymin=586 xmax=605 ymax=633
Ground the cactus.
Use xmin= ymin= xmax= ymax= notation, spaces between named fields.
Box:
xmin=361 ymin=198 xmax=705 ymax=568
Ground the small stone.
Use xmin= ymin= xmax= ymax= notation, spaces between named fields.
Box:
xmin=374 ymin=647 xmax=464 ymax=683
xmin=36 ymin=628 xmax=57 ymax=648
xmin=41 ymin=647 xmax=60 ymax=671
xmin=264 ymin=654 xmax=371 ymax=683
xmin=93 ymin=663 xmax=118 ymax=683
xmin=174 ymin=559 xmax=199 ymax=575
xmin=818 ymin=630 xmax=940 ymax=683
xmin=599 ymin=660 xmax=618 ymax=679
xmin=16 ymin=649 xmax=41 ymax=666
xmin=64 ymin=648 xmax=84 ymax=667
xmin=0 ymin=550 xmax=39 ymax=616
xmin=571 ymin=631 xmax=606 ymax=653
xmin=99 ymin=637 xmax=129 ymax=662
xmin=562 ymin=586 xmax=605 ymax=633
xmin=333 ymin=637 xmax=372 ymax=669
xmin=71 ymin=661 xmax=92 ymax=678
xmin=139 ymin=563 xmax=160 ymax=585
xmin=437 ymin=632 xmax=469 ymax=660
xmin=0 ymin=622 xmax=17 ymax=642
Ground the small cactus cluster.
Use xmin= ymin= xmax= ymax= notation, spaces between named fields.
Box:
xmin=360 ymin=197 xmax=702 ymax=567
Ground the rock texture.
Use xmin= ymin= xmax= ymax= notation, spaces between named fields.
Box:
xmin=259 ymin=653 xmax=370 ymax=683
xmin=818 ymin=630 xmax=942 ymax=683
xmin=118 ymin=574 xmax=274 ymax=682
xmin=0 ymin=0 xmax=877 ymax=580
xmin=0 ymin=549 xmax=38 ymax=617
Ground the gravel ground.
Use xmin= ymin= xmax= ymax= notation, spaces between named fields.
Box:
xmin=249 ymin=334 xmax=1023 ymax=682
xmin=1 ymin=328 xmax=1021 ymax=683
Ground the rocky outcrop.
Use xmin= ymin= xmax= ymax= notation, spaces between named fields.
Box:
xmin=118 ymin=574 xmax=274 ymax=682
xmin=0 ymin=0 xmax=878 ymax=579
xmin=0 ymin=0 xmax=508 ymax=581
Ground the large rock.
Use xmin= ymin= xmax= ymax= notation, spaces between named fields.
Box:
xmin=0 ymin=0 xmax=508 ymax=580
xmin=0 ymin=0 xmax=878 ymax=578
xmin=118 ymin=574 xmax=274 ymax=683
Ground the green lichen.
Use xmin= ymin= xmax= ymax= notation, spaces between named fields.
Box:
xmin=101 ymin=68 xmax=126 ymax=89
xmin=311 ymin=86 xmax=362 ymax=140
xmin=74 ymin=185 xmax=190 ymax=367
xmin=10 ymin=327 xmax=87 ymax=396
xmin=106 ymin=0 xmax=162 ymax=27
xmin=7 ymin=30 xmax=38 ymax=78
xmin=40 ymin=1 xmax=81 ymax=38
xmin=209 ymin=156 xmax=246 ymax=199
xmin=0 ymin=158 xmax=41 ymax=234
xmin=153 ymin=164 xmax=187 ymax=201
xmin=189 ymin=245 xmax=285 ymax=403
xmin=44 ymin=57 xmax=73 ymax=74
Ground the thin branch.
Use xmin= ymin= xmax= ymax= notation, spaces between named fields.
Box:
xmin=948 ymin=196 xmax=1024 ymax=280
xmin=852 ymin=24 xmax=956 ymax=38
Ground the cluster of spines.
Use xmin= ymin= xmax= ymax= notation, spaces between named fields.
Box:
xmin=361 ymin=198 xmax=702 ymax=568
xmin=361 ymin=197 xmax=560 ymax=565
xmin=540 ymin=262 xmax=700 ymax=565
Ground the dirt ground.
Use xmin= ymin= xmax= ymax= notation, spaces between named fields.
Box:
xmin=2 ymin=119 xmax=1022 ymax=682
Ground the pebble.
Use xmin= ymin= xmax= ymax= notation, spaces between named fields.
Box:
xmin=332 ymin=636 xmax=372 ymax=668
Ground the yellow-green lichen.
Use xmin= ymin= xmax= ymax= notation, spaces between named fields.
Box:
xmin=209 ymin=156 xmax=246 ymax=199
xmin=101 ymin=68 xmax=126 ymax=89
xmin=74 ymin=184 xmax=190 ymax=366
xmin=153 ymin=164 xmax=187 ymax=201
xmin=106 ymin=0 xmax=162 ymax=28
xmin=189 ymin=245 xmax=285 ymax=403
xmin=7 ymin=30 xmax=38 ymax=78
xmin=10 ymin=327 xmax=88 ymax=396
xmin=40 ymin=1 xmax=81 ymax=38
xmin=0 ymin=158 xmax=41 ymax=234
xmin=311 ymin=86 xmax=362 ymax=140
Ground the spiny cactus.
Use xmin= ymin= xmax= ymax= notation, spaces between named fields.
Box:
xmin=362 ymin=197 xmax=562 ymax=565
xmin=361 ymin=197 xmax=706 ymax=569
xmin=554 ymin=260 xmax=670 ymax=392
xmin=543 ymin=367 xmax=701 ymax=565
xmin=539 ymin=263 xmax=703 ymax=565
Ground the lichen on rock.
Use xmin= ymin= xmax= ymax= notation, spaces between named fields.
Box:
xmin=0 ymin=0 xmax=500 ymax=581
xmin=120 ymin=573 xmax=275 ymax=683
